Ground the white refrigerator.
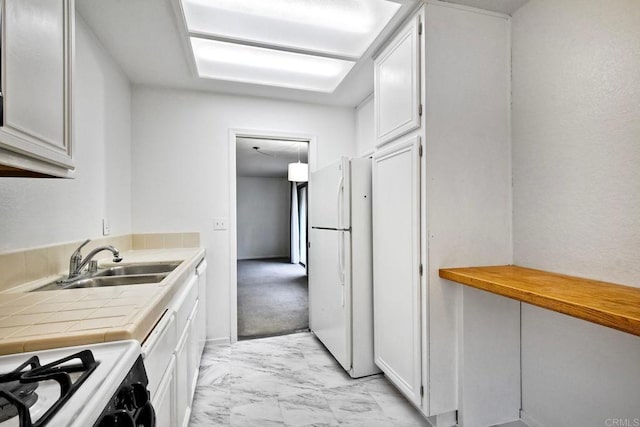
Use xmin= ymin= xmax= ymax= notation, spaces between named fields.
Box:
xmin=309 ymin=157 xmax=379 ymax=378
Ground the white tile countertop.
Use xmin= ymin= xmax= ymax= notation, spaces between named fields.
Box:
xmin=0 ymin=248 xmax=205 ymax=355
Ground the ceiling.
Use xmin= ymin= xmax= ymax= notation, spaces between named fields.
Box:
xmin=77 ymin=0 xmax=528 ymax=107
xmin=236 ymin=138 xmax=308 ymax=178
xmin=77 ymin=0 xmax=418 ymax=107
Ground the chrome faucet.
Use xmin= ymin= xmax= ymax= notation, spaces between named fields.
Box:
xmin=64 ymin=239 xmax=123 ymax=281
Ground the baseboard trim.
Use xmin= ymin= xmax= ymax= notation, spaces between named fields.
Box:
xmin=520 ymin=410 xmax=542 ymax=427
xmin=239 ymin=328 xmax=310 ymax=341
xmin=205 ymin=337 xmax=231 ymax=346
xmin=426 ymin=410 xmax=457 ymax=427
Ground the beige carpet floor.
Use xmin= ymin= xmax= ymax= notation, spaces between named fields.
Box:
xmin=237 ymin=258 xmax=308 ymax=339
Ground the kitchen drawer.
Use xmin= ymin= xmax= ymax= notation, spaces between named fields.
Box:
xmin=142 ymin=311 xmax=177 ymax=399
xmin=173 ymin=274 xmax=198 ymax=335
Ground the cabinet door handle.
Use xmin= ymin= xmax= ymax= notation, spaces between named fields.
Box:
xmin=337 ymin=175 xmax=344 ymax=229
xmin=196 ymin=259 xmax=207 ymax=275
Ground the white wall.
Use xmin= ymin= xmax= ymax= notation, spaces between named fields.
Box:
xmin=512 ymin=1 xmax=640 ymax=425
xmin=131 ymin=87 xmax=356 ymax=340
xmin=0 ymin=15 xmax=132 ymax=252
xmin=237 ymin=176 xmax=290 ymax=260
xmin=355 ymin=95 xmax=375 ymax=157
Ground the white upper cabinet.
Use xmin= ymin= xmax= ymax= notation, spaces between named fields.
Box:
xmin=0 ymin=0 xmax=74 ymax=177
xmin=374 ymin=8 xmax=422 ymax=147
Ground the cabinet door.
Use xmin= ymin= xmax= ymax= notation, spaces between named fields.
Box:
xmin=142 ymin=312 xmax=177 ymax=400
xmin=152 ymin=356 xmax=176 ymax=427
xmin=174 ymin=275 xmax=197 ymax=334
xmin=0 ymin=0 xmax=73 ymax=170
xmin=374 ymin=8 xmax=422 ymax=147
xmin=175 ymin=323 xmax=191 ymax=427
xmin=187 ymin=300 xmax=200 ymax=402
xmin=196 ymin=260 xmax=207 ymax=358
xmin=372 ymin=134 xmax=422 ymax=406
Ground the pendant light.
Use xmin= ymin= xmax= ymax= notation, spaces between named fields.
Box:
xmin=288 ymin=142 xmax=308 ymax=182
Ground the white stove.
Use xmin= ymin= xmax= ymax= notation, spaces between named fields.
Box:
xmin=0 ymin=340 xmax=155 ymax=427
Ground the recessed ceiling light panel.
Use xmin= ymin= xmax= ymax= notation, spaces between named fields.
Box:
xmin=190 ymin=38 xmax=356 ymax=92
xmin=182 ymin=0 xmax=401 ymax=58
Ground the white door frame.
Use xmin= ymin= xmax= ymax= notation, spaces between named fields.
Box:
xmin=228 ymin=128 xmax=316 ymax=343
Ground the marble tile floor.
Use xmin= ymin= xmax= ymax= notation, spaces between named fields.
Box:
xmin=188 ymin=332 xmax=431 ymax=427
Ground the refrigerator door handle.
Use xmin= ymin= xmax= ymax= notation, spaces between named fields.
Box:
xmin=337 ymin=231 xmax=343 ymax=284
xmin=338 ymin=231 xmax=345 ymax=307
xmin=337 ymin=175 xmax=344 ymax=230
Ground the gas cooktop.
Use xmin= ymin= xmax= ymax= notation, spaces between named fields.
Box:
xmin=0 ymin=341 xmax=150 ymax=427
xmin=0 ymin=349 xmax=97 ymax=426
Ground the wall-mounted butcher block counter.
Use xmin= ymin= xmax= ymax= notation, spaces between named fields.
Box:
xmin=0 ymin=248 xmax=205 ymax=355
xmin=440 ymin=265 xmax=640 ymax=337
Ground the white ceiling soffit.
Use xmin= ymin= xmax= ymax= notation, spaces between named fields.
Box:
xmin=179 ymin=0 xmax=402 ymax=93
xmin=236 ymin=137 xmax=309 ymax=178
xmin=76 ymin=0 xmax=418 ymax=107
xmin=190 ymin=38 xmax=356 ymax=92
xmin=440 ymin=0 xmax=529 ymax=15
xmin=181 ymin=0 xmax=401 ymax=59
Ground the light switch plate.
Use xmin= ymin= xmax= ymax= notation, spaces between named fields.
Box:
xmin=102 ymin=218 xmax=111 ymax=236
xmin=213 ymin=217 xmax=228 ymax=230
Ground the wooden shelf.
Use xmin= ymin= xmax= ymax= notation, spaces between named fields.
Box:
xmin=439 ymin=265 xmax=640 ymax=337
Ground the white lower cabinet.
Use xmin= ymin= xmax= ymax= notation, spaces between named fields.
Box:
xmin=173 ymin=275 xmax=199 ymax=426
xmin=142 ymin=257 xmax=207 ymax=427
xmin=152 ymin=356 xmax=176 ymax=427
xmin=195 ymin=260 xmax=207 ymax=358
xmin=188 ymin=300 xmax=201 ymax=401
xmin=175 ymin=321 xmax=191 ymax=427
xmin=142 ymin=313 xmax=176 ymax=399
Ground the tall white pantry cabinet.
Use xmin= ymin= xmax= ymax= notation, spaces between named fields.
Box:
xmin=372 ymin=2 xmax=518 ymax=426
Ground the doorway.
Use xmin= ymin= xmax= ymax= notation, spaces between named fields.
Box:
xmin=289 ymin=181 xmax=308 ymax=269
xmin=297 ymin=184 xmax=308 ymax=268
xmin=234 ymin=136 xmax=310 ymax=340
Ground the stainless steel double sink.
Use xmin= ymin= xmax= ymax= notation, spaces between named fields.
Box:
xmin=33 ymin=261 xmax=182 ymax=291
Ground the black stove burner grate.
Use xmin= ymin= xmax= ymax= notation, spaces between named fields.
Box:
xmin=0 ymin=356 xmax=41 ymax=423
xmin=0 ymin=350 xmax=99 ymax=427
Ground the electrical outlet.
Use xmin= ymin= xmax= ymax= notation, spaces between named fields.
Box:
xmin=102 ymin=218 xmax=111 ymax=236
xmin=213 ymin=217 xmax=228 ymax=230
